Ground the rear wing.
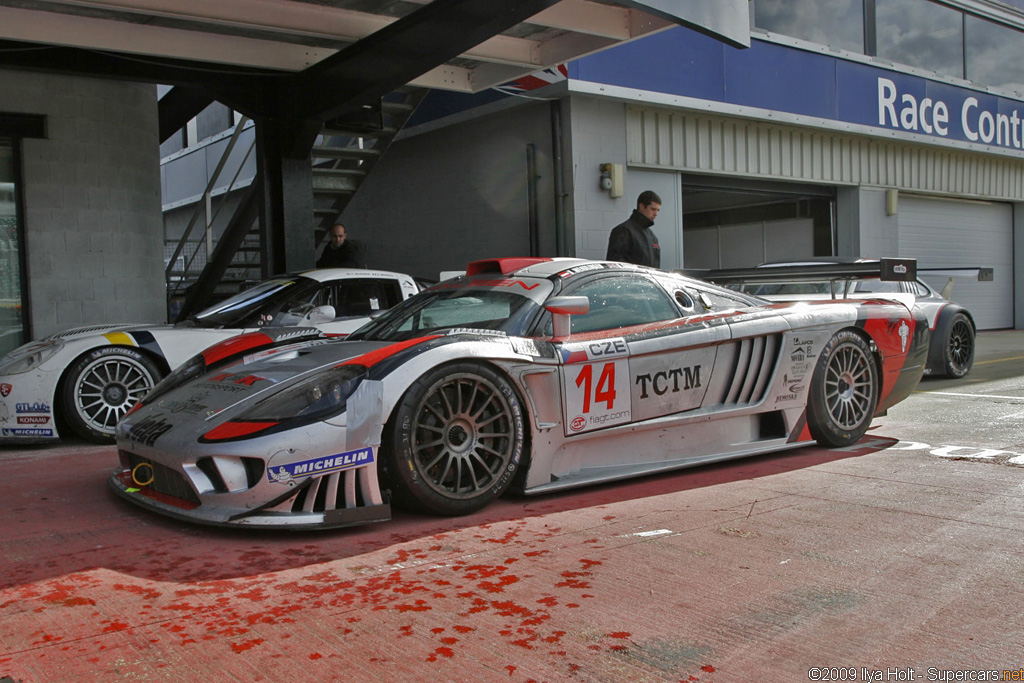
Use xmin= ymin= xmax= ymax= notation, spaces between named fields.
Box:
xmin=680 ymin=258 xmax=918 ymax=298
xmin=680 ymin=258 xmax=991 ymax=300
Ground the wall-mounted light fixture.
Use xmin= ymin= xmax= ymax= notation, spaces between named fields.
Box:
xmin=599 ymin=162 xmax=624 ymax=198
xmin=886 ymin=188 xmax=899 ymax=216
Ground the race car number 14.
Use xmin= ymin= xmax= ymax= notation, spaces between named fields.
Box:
xmin=563 ymin=359 xmax=632 ymax=434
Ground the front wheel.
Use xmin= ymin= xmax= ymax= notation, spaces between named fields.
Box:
xmin=61 ymin=347 xmax=163 ymax=443
xmin=382 ymin=362 xmax=524 ymax=516
xmin=806 ymin=330 xmax=878 ymax=448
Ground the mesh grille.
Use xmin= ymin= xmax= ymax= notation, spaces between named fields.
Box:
xmin=121 ymin=450 xmax=200 ymax=504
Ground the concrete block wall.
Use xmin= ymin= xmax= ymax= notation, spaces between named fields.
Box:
xmin=1 ymin=68 xmax=165 ymax=339
xmin=341 ymin=100 xmax=557 ymax=279
xmin=568 ymin=96 xmax=683 ymax=270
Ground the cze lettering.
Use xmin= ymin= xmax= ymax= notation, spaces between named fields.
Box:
xmin=588 ymin=339 xmax=627 ymax=357
xmin=635 ymin=365 xmax=702 ymax=399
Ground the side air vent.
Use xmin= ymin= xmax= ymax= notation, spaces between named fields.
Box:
xmin=721 ymin=334 xmax=782 ymax=406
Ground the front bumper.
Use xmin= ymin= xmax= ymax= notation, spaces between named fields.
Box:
xmin=108 ymin=444 xmax=392 ymax=530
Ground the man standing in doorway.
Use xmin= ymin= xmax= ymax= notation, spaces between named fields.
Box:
xmin=606 ymin=190 xmax=661 ymax=267
xmin=316 ymin=223 xmax=365 ymax=268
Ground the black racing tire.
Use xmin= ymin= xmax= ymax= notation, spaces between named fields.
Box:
xmin=61 ymin=346 xmax=164 ymax=443
xmin=382 ymin=361 xmax=525 ymax=516
xmin=806 ymin=330 xmax=879 ymax=448
xmin=942 ymin=312 xmax=975 ymax=378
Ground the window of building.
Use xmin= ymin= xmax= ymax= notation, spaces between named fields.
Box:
xmin=875 ymin=0 xmax=964 ymax=78
xmin=966 ymin=15 xmax=1024 ymax=95
xmin=0 ymin=140 xmax=26 ymax=356
xmin=752 ymin=0 xmax=1024 ymax=94
xmin=753 ymin=0 xmax=865 ymax=52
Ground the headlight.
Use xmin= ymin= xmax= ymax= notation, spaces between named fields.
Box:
xmin=241 ymin=365 xmax=367 ymax=422
xmin=0 ymin=341 xmax=64 ymax=375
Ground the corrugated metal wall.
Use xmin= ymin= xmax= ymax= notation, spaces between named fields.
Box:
xmin=626 ymin=106 xmax=1024 ymax=201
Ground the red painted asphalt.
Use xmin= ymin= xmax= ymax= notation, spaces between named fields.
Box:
xmin=1 ymin=430 xmax=1022 ymax=682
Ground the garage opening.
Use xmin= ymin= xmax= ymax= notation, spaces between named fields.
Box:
xmin=680 ymin=176 xmax=835 ymax=269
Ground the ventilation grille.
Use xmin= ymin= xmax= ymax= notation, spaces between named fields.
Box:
xmin=263 ymin=465 xmax=382 ymax=515
xmin=721 ymin=334 xmax=782 ymax=406
xmin=121 ymin=450 xmax=200 ymax=504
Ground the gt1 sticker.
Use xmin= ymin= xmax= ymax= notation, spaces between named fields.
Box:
xmin=562 ymin=359 xmax=632 ymax=435
xmin=267 ymin=446 xmax=374 ymax=485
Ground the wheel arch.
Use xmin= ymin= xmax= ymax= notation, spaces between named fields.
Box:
xmin=927 ymin=304 xmax=975 ymax=374
xmin=377 ymin=355 xmax=534 ymax=511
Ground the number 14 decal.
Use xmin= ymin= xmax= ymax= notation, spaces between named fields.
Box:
xmin=562 ymin=359 xmax=631 ymax=434
xmin=575 ymin=362 xmax=617 ymax=413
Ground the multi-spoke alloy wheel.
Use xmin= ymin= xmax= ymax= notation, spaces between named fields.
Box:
xmin=63 ymin=347 xmax=162 ymax=443
xmin=385 ymin=362 xmax=524 ymax=515
xmin=807 ymin=331 xmax=878 ymax=447
xmin=945 ymin=313 xmax=975 ymax=378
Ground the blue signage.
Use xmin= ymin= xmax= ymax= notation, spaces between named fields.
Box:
xmin=569 ymin=28 xmax=1024 ymax=153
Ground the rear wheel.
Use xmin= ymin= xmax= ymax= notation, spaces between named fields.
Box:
xmin=62 ymin=346 xmax=163 ymax=443
xmin=806 ymin=330 xmax=878 ymax=448
xmin=943 ymin=312 xmax=975 ymax=378
xmin=382 ymin=362 xmax=524 ymax=516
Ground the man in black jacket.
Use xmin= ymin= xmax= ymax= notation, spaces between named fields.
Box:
xmin=606 ymin=190 xmax=661 ymax=267
xmin=316 ymin=223 xmax=365 ymax=268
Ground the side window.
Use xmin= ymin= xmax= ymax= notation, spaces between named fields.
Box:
xmin=566 ymin=276 xmax=679 ymax=334
xmin=853 ymin=279 xmax=900 ymax=294
xmin=318 ymin=279 xmax=403 ymax=318
xmin=691 ymin=285 xmax=750 ymax=311
xmin=911 ymin=281 xmax=931 ymax=297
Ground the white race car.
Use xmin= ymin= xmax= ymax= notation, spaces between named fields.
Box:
xmin=0 ymin=269 xmax=419 ymax=443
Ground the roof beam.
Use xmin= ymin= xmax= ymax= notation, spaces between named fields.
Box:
xmin=282 ymin=0 xmax=566 ymax=121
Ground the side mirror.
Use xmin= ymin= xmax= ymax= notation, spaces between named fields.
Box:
xmin=544 ymin=296 xmax=589 ymax=340
xmin=303 ymin=304 xmax=336 ymax=324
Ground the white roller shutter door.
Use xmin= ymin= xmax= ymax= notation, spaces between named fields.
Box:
xmin=898 ymin=196 xmax=1012 ymax=330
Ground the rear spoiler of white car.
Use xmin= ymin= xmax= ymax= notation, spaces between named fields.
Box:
xmin=682 ymin=257 xmax=918 ymax=295
xmin=682 ymin=258 xmax=991 ymax=301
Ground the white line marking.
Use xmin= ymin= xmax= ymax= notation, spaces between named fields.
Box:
xmin=628 ymin=529 xmax=674 ymax=537
xmin=922 ymin=391 xmax=1024 ymax=401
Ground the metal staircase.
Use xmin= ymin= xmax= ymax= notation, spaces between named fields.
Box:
xmin=162 ymin=86 xmax=426 ymax=321
xmin=311 ymin=86 xmax=427 ymax=241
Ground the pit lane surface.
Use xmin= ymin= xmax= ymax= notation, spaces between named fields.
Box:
xmin=1 ymin=332 xmax=1022 ymax=682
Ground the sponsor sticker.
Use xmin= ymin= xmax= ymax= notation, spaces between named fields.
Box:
xmin=562 ymin=358 xmax=632 ymax=434
xmin=16 ymin=401 xmax=51 ymax=414
xmin=17 ymin=416 xmax=50 ymax=425
xmin=2 ymin=427 xmax=54 ymax=437
xmin=267 ymin=447 xmax=375 ymax=485
xmin=559 ymin=338 xmax=629 ymax=364
xmin=0 ymin=384 xmax=11 ymax=397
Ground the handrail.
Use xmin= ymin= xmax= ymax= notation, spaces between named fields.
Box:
xmin=164 ymin=116 xmax=253 ymax=286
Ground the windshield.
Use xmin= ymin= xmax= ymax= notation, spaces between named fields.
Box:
xmin=349 ymin=281 xmax=552 ymax=342
xmin=189 ymin=276 xmax=322 ymax=328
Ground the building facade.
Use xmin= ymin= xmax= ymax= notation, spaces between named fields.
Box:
xmin=342 ymin=0 xmax=1024 ymax=331
xmin=0 ymin=70 xmax=165 ymax=353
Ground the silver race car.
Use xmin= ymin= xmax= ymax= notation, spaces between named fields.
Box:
xmin=0 ymin=269 xmax=419 ymax=443
xmin=110 ymin=257 xmax=929 ymax=530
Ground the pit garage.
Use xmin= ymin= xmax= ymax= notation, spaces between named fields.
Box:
xmin=898 ymin=195 xmax=1013 ymax=330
